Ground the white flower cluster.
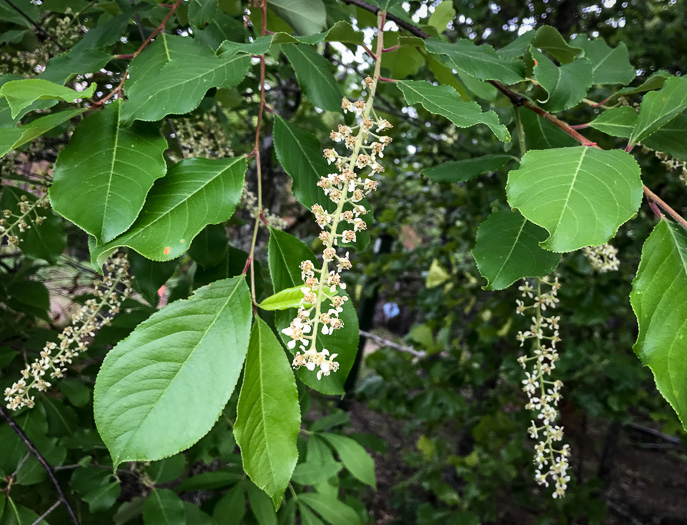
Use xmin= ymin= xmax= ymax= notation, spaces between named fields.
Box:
xmin=515 ymin=277 xmax=571 ymax=499
xmin=284 ymin=76 xmax=392 ymax=380
xmin=582 ymin=243 xmax=619 ymax=273
xmin=4 ymin=253 xmax=132 ymax=411
xmin=240 ymin=181 xmax=287 ymax=230
xmin=0 ymin=192 xmax=50 ymax=246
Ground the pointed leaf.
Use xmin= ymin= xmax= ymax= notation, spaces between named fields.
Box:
xmin=532 ymin=48 xmax=593 ymax=113
xmin=319 ymin=433 xmax=376 ymax=488
xmin=268 ymin=0 xmax=326 ymax=35
xmin=472 ymin=210 xmax=560 ymax=290
xmin=235 ymin=317 xmax=300 ymax=508
xmin=247 ymin=480 xmax=278 ymax=525
xmin=41 ymin=48 xmax=113 ymax=84
xmin=0 ymin=79 xmax=95 ymax=119
xmin=425 ymin=38 xmax=525 ymax=85
xmin=90 ymin=156 xmax=247 ymax=267
xmin=617 ymin=70 xmax=672 ymax=96
xmin=0 ymin=108 xmax=85 ymax=159
xmin=532 ymin=26 xmax=583 ymax=64
xmin=51 ymin=100 xmax=168 ymax=243
xmin=214 ymin=483 xmax=246 ymax=524
xmin=397 ymin=80 xmax=510 ymax=141
xmin=631 ymin=220 xmax=687 ymax=430
xmin=589 ymin=106 xmax=637 ymax=138
xmin=94 ymin=277 xmax=252 ymax=467
xmin=506 ymin=147 xmax=643 ymax=252
xmin=571 ymin=34 xmax=635 ymax=85
xmin=298 ymin=493 xmax=361 ymax=525
xmin=423 ymin=155 xmax=512 ymax=183
xmin=282 ymin=44 xmax=342 ymax=112
xmin=121 ymin=34 xmax=251 ymax=123
xmin=630 ymin=76 xmax=687 ymax=144
xmin=259 ymin=285 xmax=313 ymax=311
xmin=497 ymin=31 xmax=535 ymax=60
xmin=643 ymin=112 xmax=687 ymax=161
xmin=189 ymin=0 xmax=218 ymax=27
xmin=143 ymin=489 xmax=186 ymax=525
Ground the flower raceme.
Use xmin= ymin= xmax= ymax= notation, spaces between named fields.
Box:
xmin=516 ymin=277 xmax=571 ymax=499
xmin=282 ymin=77 xmax=392 ymax=380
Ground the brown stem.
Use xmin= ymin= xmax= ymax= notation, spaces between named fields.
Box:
xmin=341 ymin=0 xmax=430 ymax=38
xmin=0 ymin=406 xmax=79 ymax=525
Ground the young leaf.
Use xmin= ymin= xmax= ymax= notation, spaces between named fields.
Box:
xmin=298 ymin=493 xmax=361 ymax=525
xmin=142 ymin=489 xmax=186 ymax=525
xmin=121 ymin=33 xmax=250 ymax=123
xmin=506 ymin=147 xmax=642 ymax=252
xmin=422 ymin=155 xmax=512 ymax=183
xmin=51 ymin=100 xmax=168 ymax=243
xmin=472 ymin=209 xmax=561 ymax=290
xmin=0 ymin=78 xmax=95 ymax=118
xmin=571 ymin=35 xmax=635 ymax=85
xmin=319 ymin=433 xmax=376 ymax=488
xmin=629 ymin=76 xmax=687 ymax=144
xmin=259 ymin=285 xmax=313 ymax=311
xmin=531 ymin=48 xmax=593 ymax=113
xmin=268 ymin=0 xmax=326 ymax=35
xmin=93 ymin=277 xmax=252 ymax=468
xmin=234 ymin=317 xmax=300 ymax=508
xmin=631 ymin=220 xmax=687 ymax=430
xmin=397 ymin=80 xmax=510 ymax=142
xmin=589 ymin=106 xmax=637 ymax=138
xmin=425 ymin=38 xmax=525 ymax=85
xmin=282 ymin=44 xmax=342 ymax=112
xmin=90 ymin=156 xmax=246 ymax=267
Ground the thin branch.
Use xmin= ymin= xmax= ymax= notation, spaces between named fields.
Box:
xmin=341 ymin=0 xmax=430 ymax=38
xmin=2 ymin=0 xmax=67 ymax=52
xmin=0 ymin=406 xmax=79 ymax=525
xmin=31 ymin=500 xmax=62 ymax=525
xmin=360 ymin=330 xmax=426 ymax=358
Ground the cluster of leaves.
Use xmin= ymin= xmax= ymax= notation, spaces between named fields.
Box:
xmin=0 ymin=0 xmax=686 ymax=524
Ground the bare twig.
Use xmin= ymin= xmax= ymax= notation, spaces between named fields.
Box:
xmin=31 ymin=500 xmax=62 ymax=525
xmin=360 ymin=329 xmax=426 ymax=358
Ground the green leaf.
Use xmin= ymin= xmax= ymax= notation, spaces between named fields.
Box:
xmin=268 ymin=228 xmax=358 ymax=395
xmin=643 ymin=112 xmax=687 ymax=161
xmin=518 ymin=109 xmax=577 ymax=150
xmin=616 ymin=70 xmax=672 ymax=96
xmin=282 ymin=44 xmax=342 ymax=112
xmin=0 ymin=108 xmax=85 ymax=159
xmin=90 ymin=156 xmax=246 ymax=267
xmin=0 ymin=499 xmax=45 ymax=525
xmin=299 ymin=504 xmax=326 ymax=525
xmin=426 ymin=56 xmax=470 ymax=101
xmin=143 ymin=489 xmax=186 ymax=525
xmin=247 ymin=480 xmax=278 ymax=525
xmin=214 ymin=483 xmax=246 ymax=524
xmin=531 ymin=48 xmax=593 ymax=113
xmin=506 ymin=147 xmax=643 ymax=252
xmin=472 ymin=210 xmax=561 ymax=290
xmin=259 ymin=285 xmax=312 ymax=311
xmin=631 ymin=220 xmax=687 ymax=430
xmin=425 ymin=38 xmax=525 ymax=85
xmin=0 ymin=186 xmax=66 ymax=263
xmin=121 ymin=34 xmax=250 ymax=123
xmin=175 ymin=471 xmax=242 ymax=491
xmin=291 ymin=460 xmax=342 ymax=485
xmin=630 ymin=76 xmax=687 ymax=144
xmin=51 ymin=100 xmax=168 ymax=243
xmin=497 ymin=31 xmax=535 ymax=60
xmin=189 ymin=0 xmax=218 ymax=27
xmin=531 ymin=26 xmax=583 ymax=64
xmin=397 ymin=80 xmax=510 ymax=142
xmin=41 ymin=48 xmax=113 ymax=85
xmin=319 ymin=433 xmax=376 ymax=488
xmin=423 ymin=155 xmax=512 ymax=183
xmin=589 ymin=106 xmax=637 ymax=138
xmin=129 ymin=251 xmax=178 ymax=305
xmin=0 ymin=79 xmax=95 ymax=119
xmin=72 ymin=467 xmax=121 ymax=513
xmin=235 ymin=317 xmax=300 ymax=508
xmin=426 ymin=259 xmax=450 ymax=289
xmin=298 ymin=493 xmax=361 ymax=525
xmin=93 ymin=277 xmax=252 ymax=468
xmin=268 ymin=0 xmax=326 ymax=35
xmin=188 ymin=223 xmax=229 ymax=269
xmin=571 ymin=34 xmax=635 ymax=85
xmin=146 ymin=454 xmax=186 ymax=484
xmin=427 ymin=1 xmax=455 ymax=32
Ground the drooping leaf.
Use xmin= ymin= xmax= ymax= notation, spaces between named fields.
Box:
xmin=425 ymin=38 xmax=526 ymax=85
xmin=472 ymin=209 xmax=561 ymax=290
xmin=51 ymin=100 xmax=168 ymax=243
xmin=319 ymin=433 xmax=376 ymax=488
xmin=643 ymin=112 xmax=687 ymax=161
xmin=422 ymin=155 xmax=512 ymax=183
xmin=121 ymin=33 xmax=251 ymax=123
xmin=268 ymin=0 xmax=326 ymax=35
xmin=631 ymin=220 xmax=687 ymax=430
xmin=571 ymin=34 xmax=635 ymax=85
xmin=629 ymin=76 xmax=687 ymax=144
xmin=93 ymin=277 xmax=252 ymax=468
xmin=259 ymin=285 xmax=312 ymax=311
xmin=142 ymin=489 xmax=186 ymax=525
xmin=234 ymin=317 xmax=300 ymax=508
xmin=90 ymin=156 xmax=246 ymax=268
xmin=531 ymin=48 xmax=593 ymax=113
xmin=267 ymin=228 xmax=359 ymax=395
xmin=397 ymin=80 xmax=510 ymax=141
xmin=0 ymin=108 xmax=85 ymax=159
xmin=589 ymin=106 xmax=637 ymax=138
xmin=282 ymin=44 xmax=342 ymax=112
xmin=506 ymin=147 xmax=643 ymax=252
xmin=298 ymin=493 xmax=361 ymax=525
xmin=0 ymin=79 xmax=95 ymax=118
xmin=531 ymin=26 xmax=583 ymax=64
